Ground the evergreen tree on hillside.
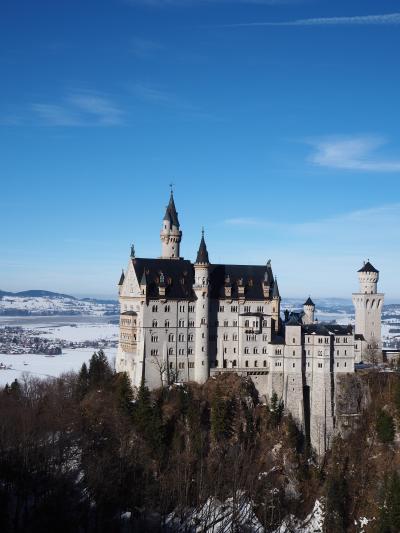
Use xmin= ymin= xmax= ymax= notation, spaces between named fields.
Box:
xmin=113 ymin=372 xmax=133 ymax=415
xmin=76 ymin=362 xmax=89 ymax=400
xmin=88 ymin=350 xmax=113 ymax=389
xmin=269 ymin=392 xmax=284 ymax=428
xmin=376 ymin=409 xmax=395 ymax=443
xmin=210 ymin=385 xmax=233 ymax=440
xmin=324 ymin=469 xmax=348 ymax=533
xmin=378 ymin=472 xmax=400 ymax=532
xmin=10 ymin=379 xmax=21 ymax=398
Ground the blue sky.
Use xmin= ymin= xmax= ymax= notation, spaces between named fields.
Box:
xmin=1 ymin=0 xmax=400 ymax=299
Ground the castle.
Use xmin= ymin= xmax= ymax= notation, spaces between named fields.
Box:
xmin=116 ymin=191 xmax=383 ymax=453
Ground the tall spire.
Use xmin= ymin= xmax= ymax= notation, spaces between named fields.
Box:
xmin=196 ymin=228 xmax=210 ymax=264
xmin=163 ymin=190 xmax=180 ymax=228
xmin=272 ymin=276 xmax=280 ymax=299
xmin=160 ymin=188 xmax=182 ymax=259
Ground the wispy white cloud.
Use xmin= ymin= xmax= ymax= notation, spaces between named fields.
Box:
xmin=31 ymin=90 xmax=124 ymax=127
xmin=307 ymin=136 xmax=400 ymax=172
xmin=220 ymin=204 xmax=400 ymax=296
xmin=225 ymin=12 xmax=400 ymax=28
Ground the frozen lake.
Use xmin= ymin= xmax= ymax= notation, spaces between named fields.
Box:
xmin=0 ymin=347 xmax=117 ymax=386
xmin=0 ymin=316 xmax=118 ymax=387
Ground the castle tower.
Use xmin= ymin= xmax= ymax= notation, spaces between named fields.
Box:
xmin=193 ymin=230 xmax=210 ymax=383
xmin=303 ymin=297 xmax=315 ymax=325
xmin=271 ymin=276 xmax=281 ymax=332
xmin=352 ymin=261 xmax=384 ymax=353
xmin=160 ymin=190 xmax=182 ymax=259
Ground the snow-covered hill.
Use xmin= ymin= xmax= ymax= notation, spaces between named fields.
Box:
xmin=0 ymin=290 xmax=118 ymax=317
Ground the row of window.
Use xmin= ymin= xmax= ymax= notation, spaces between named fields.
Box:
xmin=151 ymin=304 xmax=196 ymax=313
xmin=216 ymin=360 xmax=268 ymax=368
xmin=149 ymin=319 xmax=269 ymax=329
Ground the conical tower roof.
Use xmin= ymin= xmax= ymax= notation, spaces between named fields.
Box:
xmin=272 ymin=277 xmax=280 ymax=299
xmin=163 ymin=191 xmax=180 ymax=228
xmin=196 ymin=229 xmax=210 ymax=264
xmin=358 ymin=260 xmax=379 ymax=273
xmin=304 ymin=296 xmax=315 ymax=307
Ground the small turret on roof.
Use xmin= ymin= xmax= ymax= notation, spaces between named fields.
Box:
xmin=358 ymin=260 xmax=379 ymax=273
xmin=272 ymin=277 xmax=280 ymax=299
xmin=195 ymin=228 xmax=210 ymax=264
xmin=304 ymin=296 xmax=315 ymax=307
xmin=140 ymin=269 xmax=147 ymax=286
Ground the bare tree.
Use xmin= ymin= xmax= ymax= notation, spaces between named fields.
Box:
xmin=365 ymin=341 xmax=381 ymax=366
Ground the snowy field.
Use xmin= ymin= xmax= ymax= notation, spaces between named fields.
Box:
xmin=0 ymin=315 xmax=118 ymax=386
xmin=0 ymin=347 xmax=117 ymax=386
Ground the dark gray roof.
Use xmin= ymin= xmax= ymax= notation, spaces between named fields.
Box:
xmin=355 ymin=333 xmax=365 ymax=341
xmin=286 ymin=316 xmax=301 ymax=326
xmin=121 ymin=311 xmax=137 ymax=316
xmin=131 ymin=258 xmax=275 ymax=301
xmin=304 ymin=297 xmax=315 ymax=307
xmin=358 ymin=261 xmax=379 ymax=273
xmin=196 ymin=233 xmax=209 ymax=264
xmin=302 ymin=324 xmax=353 ymax=336
xmin=272 ymin=277 xmax=280 ymax=299
xmin=163 ymin=192 xmax=180 ymax=228
xmin=118 ymin=270 xmax=125 ymax=286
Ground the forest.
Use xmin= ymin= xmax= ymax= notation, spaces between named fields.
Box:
xmin=1 ymin=350 xmax=400 ymax=532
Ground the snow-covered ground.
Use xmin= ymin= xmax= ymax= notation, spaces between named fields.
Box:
xmin=0 ymin=315 xmax=119 ymax=386
xmin=34 ymin=323 xmax=119 ymax=343
xmin=0 ymin=294 xmax=118 ymax=316
xmin=0 ymin=347 xmax=117 ymax=386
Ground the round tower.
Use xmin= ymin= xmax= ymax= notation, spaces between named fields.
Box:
xmin=160 ymin=190 xmax=182 ymax=259
xmin=358 ymin=260 xmax=379 ymax=294
xmin=193 ymin=229 xmax=210 ymax=384
xmin=352 ymin=260 xmax=384 ymax=359
xmin=303 ymin=296 xmax=315 ymax=325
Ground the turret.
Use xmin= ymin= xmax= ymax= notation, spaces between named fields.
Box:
xmin=193 ymin=229 xmax=210 ymax=383
xmin=271 ymin=276 xmax=281 ymax=332
xmin=303 ymin=296 xmax=315 ymax=325
xmin=352 ymin=260 xmax=384 ymax=361
xmin=160 ymin=190 xmax=182 ymax=259
xmin=358 ymin=260 xmax=379 ymax=294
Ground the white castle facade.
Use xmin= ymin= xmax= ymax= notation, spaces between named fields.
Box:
xmin=116 ymin=192 xmax=383 ymax=453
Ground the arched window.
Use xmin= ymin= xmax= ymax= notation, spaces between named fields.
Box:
xmin=232 ymin=360 xmax=237 ymax=367
xmin=263 ymin=360 xmax=267 ymax=367
xmin=253 ymin=347 xmax=258 ymax=354
xmin=244 ymin=347 xmax=249 ymax=354
xmin=254 ymin=360 xmax=258 ymax=367
xmin=152 ymin=320 xmax=158 ymax=327
xmin=165 ymin=320 xmax=170 ymax=327
xmin=245 ymin=360 xmax=249 ymax=368
xmin=168 ymin=347 xmax=174 ymax=355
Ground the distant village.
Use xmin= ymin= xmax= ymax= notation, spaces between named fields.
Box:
xmin=0 ymin=326 xmax=118 ymax=356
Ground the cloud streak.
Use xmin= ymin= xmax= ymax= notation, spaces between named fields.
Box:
xmin=307 ymin=136 xmax=400 ymax=172
xmin=225 ymin=12 xmax=400 ymax=28
xmin=31 ymin=91 xmax=124 ymax=127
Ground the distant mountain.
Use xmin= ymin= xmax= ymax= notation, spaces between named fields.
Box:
xmin=0 ymin=290 xmax=118 ymax=317
xmin=15 ymin=290 xmax=77 ymax=299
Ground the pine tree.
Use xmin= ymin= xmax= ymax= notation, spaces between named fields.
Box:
xmin=76 ymin=362 xmax=89 ymax=400
xmin=113 ymin=372 xmax=133 ymax=415
xmin=269 ymin=392 xmax=284 ymax=428
xmin=10 ymin=379 xmax=21 ymax=398
xmin=88 ymin=350 xmax=113 ymax=389
xmin=210 ymin=385 xmax=232 ymax=440
xmin=376 ymin=409 xmax=395 ymax=443
xmin=324 ymin=470 xmax=348 ymax=533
